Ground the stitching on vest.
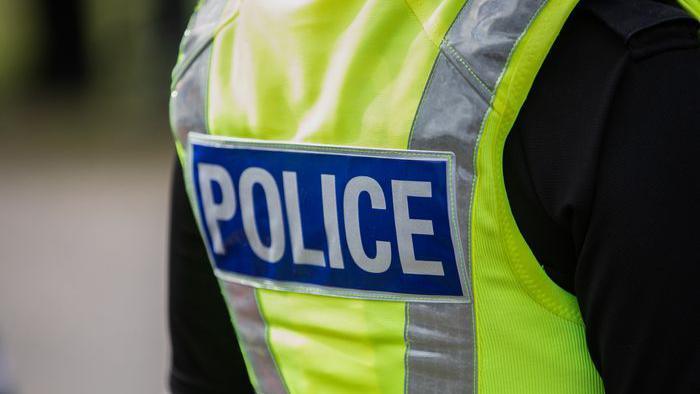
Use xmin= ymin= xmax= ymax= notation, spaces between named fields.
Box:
xmin=171 ymin=1 xmax=241 ymax=87
xmin=441 ymin=40 xmax=494 ymax=95
xmin=487 ymin=0 xmax=584 ymax=324
xmin=402 ymin=302 xmax=411 ymax=394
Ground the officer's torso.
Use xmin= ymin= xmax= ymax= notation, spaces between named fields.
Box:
xmin=167 ymin=0 xmax=638 ymax=392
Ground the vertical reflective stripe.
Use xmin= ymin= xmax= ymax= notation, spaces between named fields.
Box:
xmin=170 ymin=46 xmax=211 ymax=152
xmin=406 ymin=52 xmax=479 ymax=394
xmin=171 ymin=0 xmax=232 ymax=87
xmin=404 ymin=303 xmax=474 ymax=394
xmin=222 ymin=282 xmax=288 ymax=394
xmin=443 ymin=0 xmax=548 ymax=90
xmin=170 ymin=0 xmax=238 ymax=149
xmin=406 ymin=1 xmax=547 ymax=393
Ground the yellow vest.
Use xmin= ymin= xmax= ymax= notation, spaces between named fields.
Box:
xmin=170 ymin=0 xmax=604 ymax=392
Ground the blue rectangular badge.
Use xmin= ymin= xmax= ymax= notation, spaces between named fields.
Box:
xmin=187 ymin=134 xmax=467 ymax=302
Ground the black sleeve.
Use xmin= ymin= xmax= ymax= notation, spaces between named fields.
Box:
xmin=575 ymin=47 xmax=700 ymax=393
xmin=504 ymin=4 xmax=700 ymax=393
xmin=169 ymin=160 xmax=254 ymax=394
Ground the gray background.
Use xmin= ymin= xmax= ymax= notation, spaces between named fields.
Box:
xmin=0 ymin=0 xmax=196 ymax=392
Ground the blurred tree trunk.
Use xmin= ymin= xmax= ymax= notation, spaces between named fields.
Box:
xmin=158 ymin=0 xmax=191 ymax=58
xmin=40 ymin=0 xmax=87 ymax=89
xmin=154 ymin=0 xmax=195 ymax=92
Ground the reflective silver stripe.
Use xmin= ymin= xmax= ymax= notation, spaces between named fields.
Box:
xmin=171 ymin=0 xmax=231 ymax=87
xmin=404 ymin=303 xmax=474 ymax=394
xmin=222 ymin=282 xmax=288 ymax=394
xmin=170 ymin=46 xmax=211 ymax=148
xmin=170 ymin=0 xmax=238 ymax=146
xmin=406 ymin=0 xmax=547 ymax=392
xmin=443 ymin=0 xmax=547 ymax=91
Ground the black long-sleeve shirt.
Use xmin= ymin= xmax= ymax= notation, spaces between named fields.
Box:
xmin=169 ymin=1 xmax=700 ymax=392
xmin=504 ymin=1 xmax=700 ymax=392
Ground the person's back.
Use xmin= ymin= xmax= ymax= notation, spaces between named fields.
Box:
xmin=168 ymin=1 xmax=700 ymax=392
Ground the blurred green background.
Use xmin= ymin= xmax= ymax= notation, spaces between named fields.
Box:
xmin=0 ymin=0 xmax=195 ymax=392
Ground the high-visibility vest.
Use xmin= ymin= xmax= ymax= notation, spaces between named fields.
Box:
xmin=170 ymin=0 xmax=604 ymax=392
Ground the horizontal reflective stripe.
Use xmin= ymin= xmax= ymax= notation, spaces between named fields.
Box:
xmin=187 ymin=134 xmax=468 ymax=302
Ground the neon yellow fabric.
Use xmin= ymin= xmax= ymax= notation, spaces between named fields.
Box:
xmin=208 ymin=1 xmax=464 ymax=393
xmin=471 ymin=0 xmax=604 ymax=392
xmin=257 ymin=292 xmax=405 ymax=394
xmin=678 ymin=0 xmax=700 ymax=20
xmin=196 ymin=0 xmax=606 ymax=392
xmin=208 ymin=0 xmax=462 ymax=149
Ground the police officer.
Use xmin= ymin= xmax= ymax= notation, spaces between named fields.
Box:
xmin=168 ymin=0 xmax=700 ymax=393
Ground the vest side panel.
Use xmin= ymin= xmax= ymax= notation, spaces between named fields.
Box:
xmin=470 ymin=0 xmax=605 ymax=392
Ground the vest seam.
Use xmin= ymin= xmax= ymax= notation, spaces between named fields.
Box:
xmin=204 ymin=42 xmax=214 ymax=134
xmin=441 ymin=40 xmax=495 ymax=94
xmin=401 ymin=0 xmax=443 ymax=48
xmin=489 ymin=0 xmax=585 ymax=324
xmin=500 ymin=10 xmax=583 ymax=324
xmin=173 ymin=41 xmax=213 ymax=89
xmin=402 ymin=302 xmax=410 ymax=394
xmin=171 ymin=0 xmax=241 ymax=88
xmin=402 ymin=0 xmax=496 ymax=97
xmin=468 ymin=77 xmax=488 ymax=394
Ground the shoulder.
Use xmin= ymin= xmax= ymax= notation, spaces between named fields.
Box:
xmin=580 ymin=0 xmax=699 ymax=59
xmin=502 ymin=0 xmax=700 ymax=294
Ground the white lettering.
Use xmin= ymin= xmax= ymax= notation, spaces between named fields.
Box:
xmin=392 ymin=180 xmax=444 ymax=276
xmin=321 ymin=174 xmax=344 ymax=269
xmin=198 ymin=163 xmax=236 ymax=255
xmin=283 ymin=171 xmax=326 ymax=266
xmin=239 ymin=167 xmax=285 ymax=263
xmin=199 ymin=160 xmax=449 ymax=279
xmin=343 ymin=176 xmax=391 ymax=273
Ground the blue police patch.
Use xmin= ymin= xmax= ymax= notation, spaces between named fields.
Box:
xmin=187 ymin=134 xmax=468 ymax=302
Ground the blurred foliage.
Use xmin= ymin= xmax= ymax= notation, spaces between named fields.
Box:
xmin=0 ymin=0 xmax=195 ymax=105
xmin=86 ymin=0 xmax=169 ymax=95
xmin=0 ymin=1 xmax=40 ymax=95
xmin=0 ymin=0 xmax=197 ymax=146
